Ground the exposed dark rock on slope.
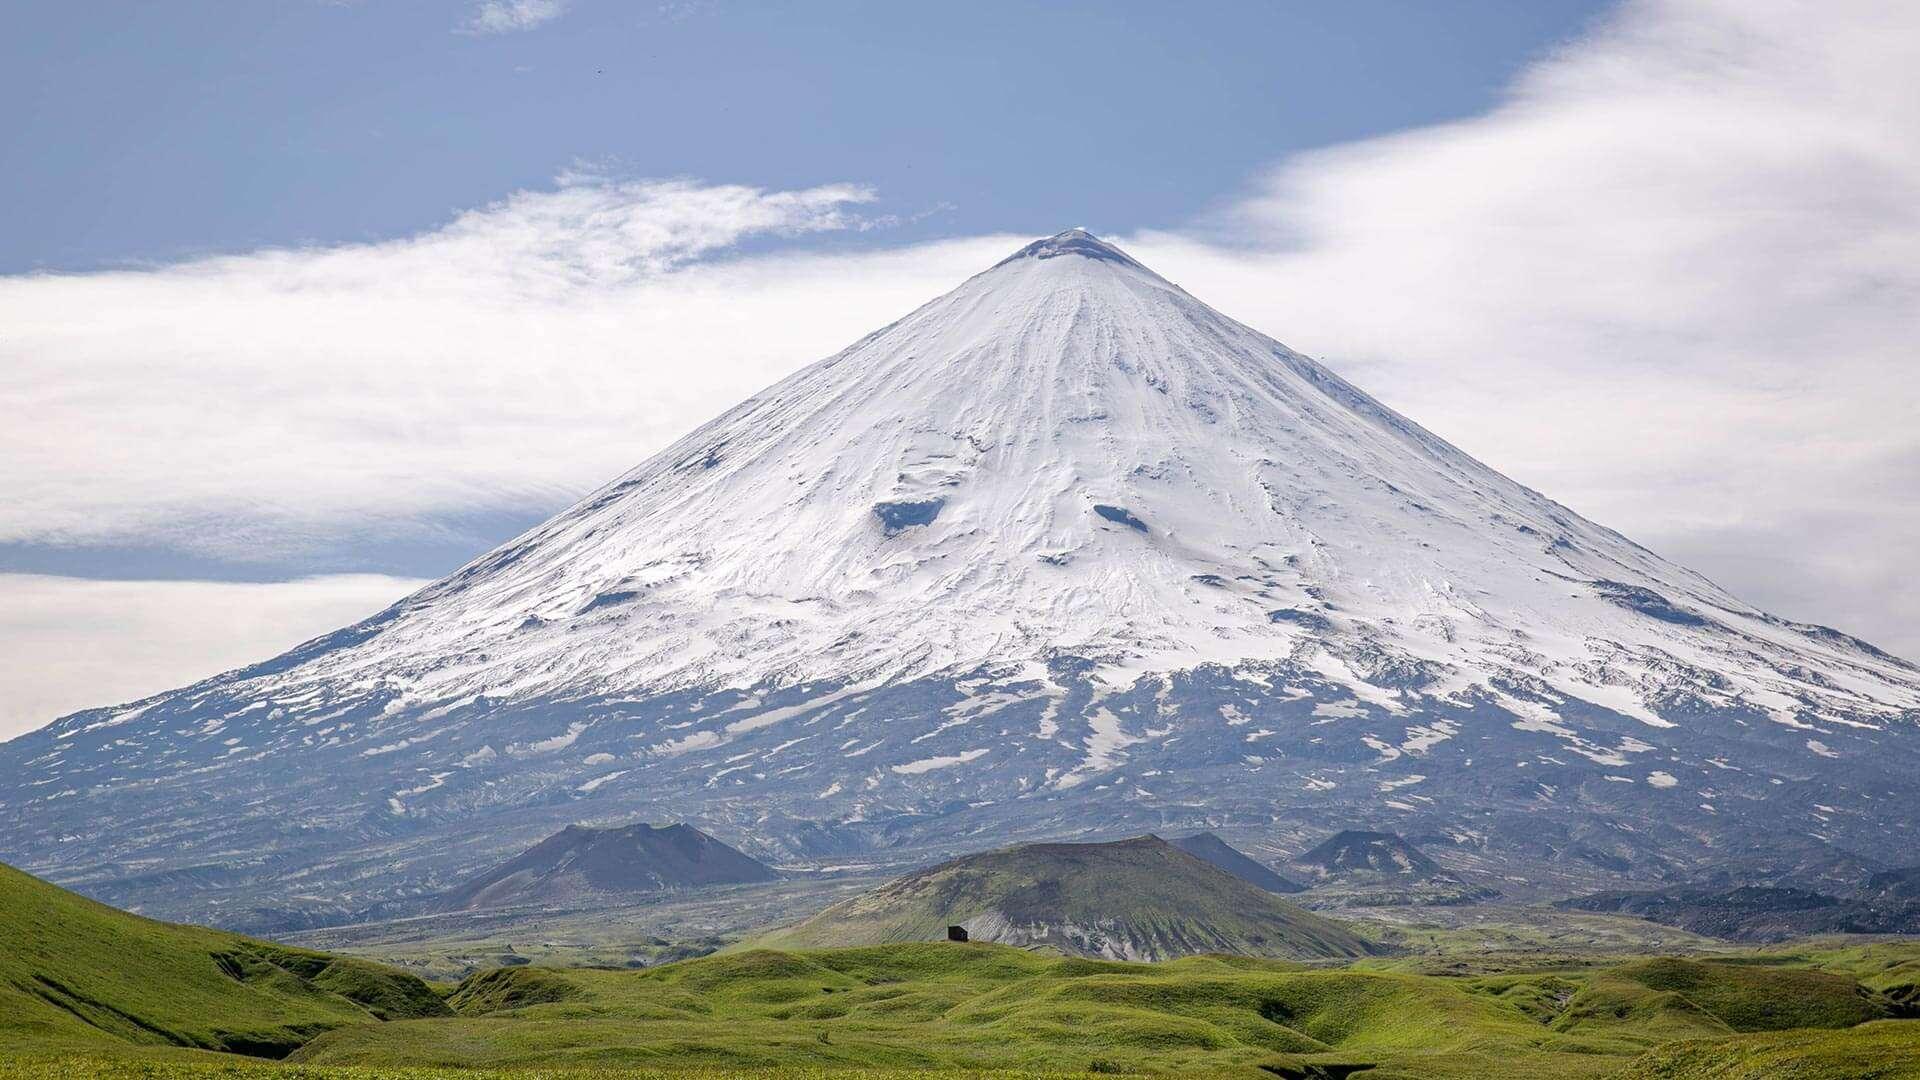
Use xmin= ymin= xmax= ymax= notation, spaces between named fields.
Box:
xmin=1562 ymin=884 xmax=1920 ymax=942
xmin=1864 ymin=867 xmax=1920 ymax=904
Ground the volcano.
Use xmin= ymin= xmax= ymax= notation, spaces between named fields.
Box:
xmin=755 ymin=834 xmax=1369 ymax=961
xmin=4 ymin=230 xmax=1916 ymax=925
xmin=439 ymin=822 xmax=777 ymax=912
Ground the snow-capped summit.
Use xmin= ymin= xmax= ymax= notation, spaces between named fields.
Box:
xmin=995 ymin=226 xmax=1146 ymax=267
xmin=4 ymin=231 xmax=1917 ymax=925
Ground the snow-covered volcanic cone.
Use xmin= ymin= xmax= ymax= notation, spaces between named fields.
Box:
xmin=4 ymin=231 xmax=1915 ymax=925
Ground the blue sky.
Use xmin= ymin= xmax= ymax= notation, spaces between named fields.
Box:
xmin=3 ymin=0 xmax=1916 ymax=736
xmin=3 ymin=1 xmax=1604 ymax=271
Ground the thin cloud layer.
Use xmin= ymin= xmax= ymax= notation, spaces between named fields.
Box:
xmin=463 ymin=0 xmax=568 ymax=35
xmin=2 ymin=177 xmax=991 ymax=565
xmin=0 ymin=573 xmax=425 ymax=740
xmin=1131 ymin=0 xmax=1919 ymax=658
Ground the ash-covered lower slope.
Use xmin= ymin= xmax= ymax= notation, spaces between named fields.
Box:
xmin=3 ymin=230 xmax=1918 ymax=926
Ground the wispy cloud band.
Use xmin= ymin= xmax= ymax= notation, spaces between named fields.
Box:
xmin=1140 ymin=0 xmax=1920 ymax=658
xmin=462 ymin=0 xmax=568 ymax=35
xmin=0 ymin=178 xmax=933 ymax=565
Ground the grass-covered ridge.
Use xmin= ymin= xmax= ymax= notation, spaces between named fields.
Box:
xmin=280 ymin=941 xmax=1918 ymax=1078
xmin=291 ymin=943 xmax=1581 ymax=1075
xmin=4 ymin=858 xmax=1919 ymax=1077
xmin=0 ymin=1063 xmax=1117 ymax=1080
xmin=0 ymin=862 xmax=446 ymax=1060
xmin=1618 ymin=1020 xmax=1920 ymax=1079
xmin=753 ymin=835 xmax=1373 ymax=961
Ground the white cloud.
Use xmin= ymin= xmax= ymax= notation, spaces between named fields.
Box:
xmin=1123 ymin=0 xmax=1920 ymax=659
xmin=0 ymin=574 xmax=424 ymax=741
xmin=0 ymin=177 xmax=993 ymax=565
xmin=463 ymin=0 xmax=567 ymax=35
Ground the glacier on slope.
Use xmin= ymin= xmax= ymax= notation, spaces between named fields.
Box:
xmin=3 ymin=230 xmax=1916 ymax=926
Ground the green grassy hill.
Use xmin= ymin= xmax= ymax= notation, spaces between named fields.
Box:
xmin=290 ymin=943 xmax=1606 ymax=1077
xmin=0 ymin=1061 xmax=1115 ymax=1080
xmin=753 ymin=835 xmax=1373 ymax=961
xmin=0 ymin=862 xmax=446 ymax=1060
xmin=3 ymin=857 xmax=1918 ymax=1079
xmin=279 ymin=941 xmax=1917 ymax=1078
xmin=1617 ymin=1020 xmax=1920 ymax=1079
xmin=1763 ymin=939 xmax=1920 ymax=1011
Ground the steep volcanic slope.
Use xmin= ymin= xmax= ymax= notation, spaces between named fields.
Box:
xmin=755 ymin=835 xmax=1371 ymax=961
xmin=440 ymin=822 xmax=776 ymax=911
xmin=2 ymin=230 xmax=1917 ymax=924
xmin=1169 ymin=832 xmax=1304 ymax=893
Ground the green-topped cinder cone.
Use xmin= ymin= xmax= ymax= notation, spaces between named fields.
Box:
xmin=754 ymin=834 xmax=1373 ymax=961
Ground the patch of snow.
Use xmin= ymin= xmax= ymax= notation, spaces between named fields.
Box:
xmin=892 ymin=748 xmax=989 ymax=774
xmin=577 ymin=770 xmax=627 ymax=792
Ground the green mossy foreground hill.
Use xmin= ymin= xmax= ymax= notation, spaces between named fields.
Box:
xmin=1617 ymin=1020 xmax=1920 ymax=1079
xmin=282 ymin=943 xmax=1920 ymax=1078
xmin=4 ymin=859 xmax=1920 ymax=1078
xmin=754 ymin=835 xmax=1372 ymax=961
xmin=0 ymin=862 xmax=446 ymax=1060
